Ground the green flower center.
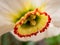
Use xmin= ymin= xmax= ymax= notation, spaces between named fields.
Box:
xmin=19 ymin=12 xmax=38 ymax=27
xmin=15 ymin=8 xmax=41 ymax=28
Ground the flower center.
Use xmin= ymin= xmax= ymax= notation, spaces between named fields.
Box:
xmin=16 ymin=8 xmax=41 ymax=27
xmin=20 ymin=13 xmax=37 ymax=26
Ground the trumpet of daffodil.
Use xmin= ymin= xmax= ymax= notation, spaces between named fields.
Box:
xmin=0 ymin=0 xmax=60 ymax=41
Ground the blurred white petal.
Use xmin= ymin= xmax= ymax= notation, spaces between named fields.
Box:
xmin=46 ymin=24 xmax=60 ymax=38
xmin=0 ymin=0 xmax=60 ymax=42
xmin=0 ymin=15 xmax=14 ymax=36
xmin=45 ymin=0 xmax=60 ymax=17
xmin=52 ymin=9 xmax=60 ymax=27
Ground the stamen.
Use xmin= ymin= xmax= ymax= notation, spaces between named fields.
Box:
xmin=16 ymin=8 xmax=41 ymax=26
xmin=30 ymin=15 xmax=36 ymax=19
xmin=30 ymin=19 xmax=36 ymax=26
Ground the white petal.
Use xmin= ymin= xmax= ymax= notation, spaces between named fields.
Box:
xmin=0 ymin=0 xmax=22 ymax=11
xmin=0 ymin=0 xmax=24 ymax=22
xmin=45 ymin=0 xmax=60 ymax=16
xmin=31 ymin=0 xmax=46 ymax=8
xmin=0 ymin=0 xmax=22 ymax=35
xmin=52 ymin=9 xmax=60 ymax=27
xmin=0 ymin=24 xmax=14 ymax=36
xmin=45 ymin=0 xmax=60 ymax=27
xmin=45 ymin=24 xmax=60 ymax=38
xmin=1 ymin=0 xmax=60 ymax=41
xmin=0 ymin=15 xmax=14 ymax=36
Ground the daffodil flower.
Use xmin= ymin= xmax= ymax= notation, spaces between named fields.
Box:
xmin=0 ymin=0 xmax=60 ymax=41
